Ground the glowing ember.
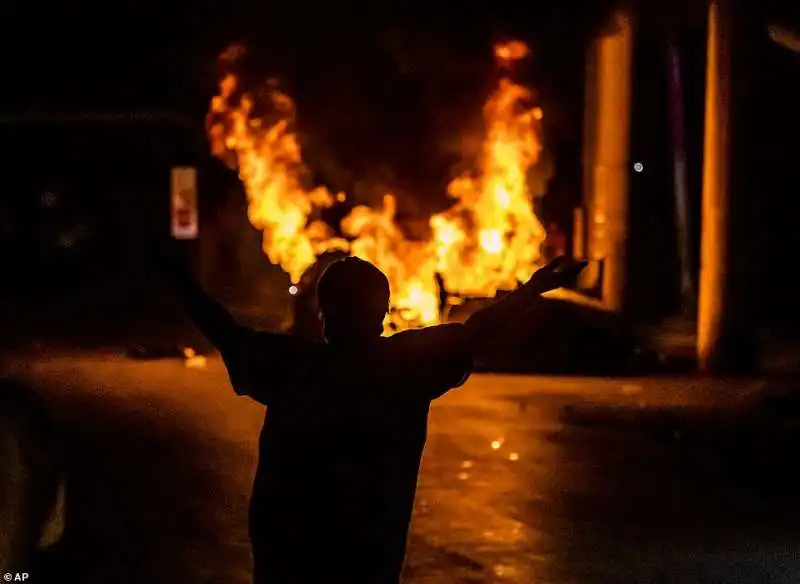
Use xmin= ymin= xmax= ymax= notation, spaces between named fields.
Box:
xmin=182 ymin=347 xmax=208 ymax=368
xmin=206 ymin=40 xmax=547 ymax=331
xmin=494 ymin=40 xmax=530 ymax=64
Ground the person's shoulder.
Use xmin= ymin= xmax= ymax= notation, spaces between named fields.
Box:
xmin=384 ymin=323 xmax=465 ymax=348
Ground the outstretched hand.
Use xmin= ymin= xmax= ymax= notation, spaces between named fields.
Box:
xmin=525 ymin=256 xmax=587 ymax=294
xmin=462 ymin=255 xmax=589 ymax=349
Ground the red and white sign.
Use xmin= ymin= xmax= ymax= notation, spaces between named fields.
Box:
xmin=171 ymin=167 xmax=198 ymax=239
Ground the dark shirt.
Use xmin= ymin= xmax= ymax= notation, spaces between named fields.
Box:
xmin=218 ymin=324 xmax=472 ymax=584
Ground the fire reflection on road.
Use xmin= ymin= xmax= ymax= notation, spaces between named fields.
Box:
xmin=7 ymin=357 xmax=800 ymax=583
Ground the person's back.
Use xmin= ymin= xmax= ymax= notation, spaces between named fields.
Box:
xmin=221 ymin=258 xmax=470 ymax=583
xmin=247 ymin=324 xmax=470 ymax=583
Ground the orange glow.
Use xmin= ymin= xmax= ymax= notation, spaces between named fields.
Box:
xmin=206 ymin=41 xmax=547 ymax=331
xmin=494 ymin=40 xmax=530 ymax=64
xmin=182 ymin=347 xmax=208 ymax=368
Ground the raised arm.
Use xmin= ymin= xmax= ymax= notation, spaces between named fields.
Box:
xmin=152 ymin=242 xmax=249 ymax=351
xmin=172 ymin=269 xmax=249 ymax=351
xmin=150 ymin=241 xmax=310 ymax=405
xmin=380 ymin=258 xmax=584 ymax=400
xmin=461 ymin=256 xmax=586 ymax=353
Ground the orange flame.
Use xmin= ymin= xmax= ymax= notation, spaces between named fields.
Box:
xmin=207 ymin=69 xmax=348 ymax=284
xmin=206 ymin=40 xmax=547 ymax=331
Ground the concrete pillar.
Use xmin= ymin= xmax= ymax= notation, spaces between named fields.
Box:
xmin=697 ymin=0 xmax=759 ymax=372
xmin=583 ymin=10 xmax=634 ymax=312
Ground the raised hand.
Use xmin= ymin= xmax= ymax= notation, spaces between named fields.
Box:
xmin=525 ymin=256 xmax=587 ymax=294
xmin=462 ymin=255 xmax=587 ymax=351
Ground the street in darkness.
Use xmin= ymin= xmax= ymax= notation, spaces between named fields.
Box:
xmin=6 ymin=355 xmax=800 ymax=583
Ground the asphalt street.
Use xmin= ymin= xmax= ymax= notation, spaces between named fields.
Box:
xmin=5 ymin=355 xmax=800 ymax=583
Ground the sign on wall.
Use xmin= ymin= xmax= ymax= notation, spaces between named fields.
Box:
xmin=171 ymin=166 xmax=198 ymax=239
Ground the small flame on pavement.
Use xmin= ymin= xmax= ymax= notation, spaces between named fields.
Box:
xmin=493 ymin=564 xmax=517 ymax=578
xmin=457 ymin=472 xmax=469 ymax=481
xmin=491 ymin=439 xmax=503 ymax=450
xmin=182 ymin=346 xmax=208 ymax=369
xmin=509 ymin=452 xmax=519 ymax=461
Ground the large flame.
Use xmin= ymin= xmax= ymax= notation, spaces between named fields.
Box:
xmin=206 ymin=40 xmax=547 ymax=331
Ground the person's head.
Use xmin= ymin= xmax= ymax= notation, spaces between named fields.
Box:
xmin=316 ymin=257 xmax=390 ymax=343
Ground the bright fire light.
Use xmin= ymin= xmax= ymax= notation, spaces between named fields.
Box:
xmin=206 ymin=40 xmax=548 ymax=331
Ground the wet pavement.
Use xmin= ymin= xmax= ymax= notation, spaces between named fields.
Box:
xmin=6 ymin=355 xmax=800 ymax=583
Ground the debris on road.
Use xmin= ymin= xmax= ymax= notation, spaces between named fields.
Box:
xmin=182 ymin=347 xmax=207 ymax=369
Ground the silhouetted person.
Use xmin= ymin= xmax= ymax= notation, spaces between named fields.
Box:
xmin=0 ymin=379 xmax=64 ymax=573
xmin=159 ymin=248 xmax=584 ymax=584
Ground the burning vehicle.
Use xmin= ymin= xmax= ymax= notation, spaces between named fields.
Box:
xmin=205 ymin=39 xmax=654 ymax=373
xmin=207 ymin=40 xmax=547 ymax=331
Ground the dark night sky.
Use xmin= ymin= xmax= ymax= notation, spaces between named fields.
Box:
xmin=2 ymin=0 xmax=797 ymax=214
xmin=3 ymin=1 xmax=601 ymax=111
xmin=3 ymin=1 xmax=796 ymax=184
xmin=1 ymin=0 xmax=617 ymax=211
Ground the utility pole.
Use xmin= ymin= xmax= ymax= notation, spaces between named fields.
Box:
xmin=697 ymin=0 xmax=759 ymax=372
xmin=583 ymin=9 xmax=635 ymax=313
